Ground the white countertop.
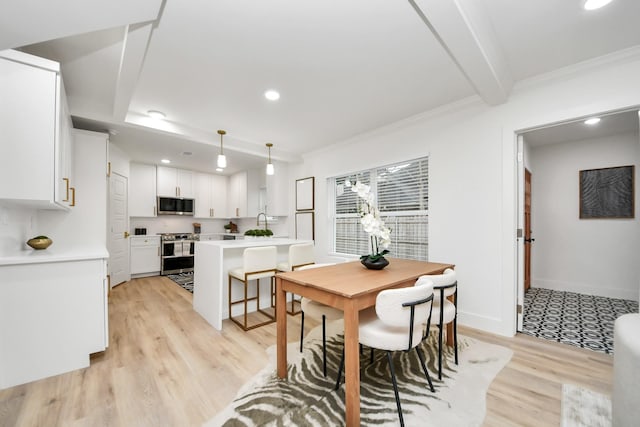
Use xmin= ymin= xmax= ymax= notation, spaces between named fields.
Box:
xmin=196 ymin=238 xmax=309 ymax=249
xmin=0 ymin=246 xmax=109 ymax=266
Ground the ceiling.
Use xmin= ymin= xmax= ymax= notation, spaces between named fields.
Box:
xmin=524 ymin=109 xmax=639 ymax=148
xmin=3 ymin=0 xmax=640 ymax=174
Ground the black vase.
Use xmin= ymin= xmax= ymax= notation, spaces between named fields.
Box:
xmin=361 ymin=256 xmax=389 ymax=270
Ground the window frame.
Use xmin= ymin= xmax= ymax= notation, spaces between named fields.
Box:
xmin=329 ymin=156 xmax=429 ymax=260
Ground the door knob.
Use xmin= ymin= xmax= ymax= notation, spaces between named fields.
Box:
xmin=124 ymin=231 xmax=130 ymax=238
xmin=524 ymin=238 xmax=535 ymax=243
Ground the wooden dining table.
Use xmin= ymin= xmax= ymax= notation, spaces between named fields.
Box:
xmin=275 ymin=258 xmax=454 ymax=427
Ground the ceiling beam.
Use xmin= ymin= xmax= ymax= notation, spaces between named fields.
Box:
xmin=0 ymin=0 xmax=163 ymax=50
xmin=409 ymin=0 xmax=513 ymax=105
xmin=112 ymin=23 xmax=154 ymax=121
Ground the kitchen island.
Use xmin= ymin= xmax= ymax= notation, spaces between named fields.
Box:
xmin=193 ymin=238 xmax=311 ymax=330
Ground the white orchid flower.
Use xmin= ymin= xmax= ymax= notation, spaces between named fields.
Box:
xmin=352 ymin=179 xmax=391 ymax=257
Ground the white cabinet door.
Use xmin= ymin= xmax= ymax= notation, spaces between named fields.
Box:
xmin=0 ymin=257 xmax=108 ymax=389
xmin=194 ymin=172 xmax=212 ymax=218
xmin=157 ymin=166 xmax=193 ymax=198
xmin=56 ymin=79 xmax=74 ymax=208
xmin=129 ymin=163 xmax=157 ymax=217
xmin=156 ymin=166 xmax=178 ymax=197
xmin=176 ymin=169 xmax=194 ymax=198
xmin=211 ymin=174 xmax=227 ymax=218
xmin=130 ymin=237 xmax=161 ymax=275
xmin=0 ymin=50 xmax=72 ymax=209
xmin=228 ymin=171 xmax=247 ymax=217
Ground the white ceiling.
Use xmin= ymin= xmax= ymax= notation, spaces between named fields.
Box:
xmin=524 ymin=109 xmax=639 ymax=148
xmin=4 ymin=0 xmax=640 ymax=173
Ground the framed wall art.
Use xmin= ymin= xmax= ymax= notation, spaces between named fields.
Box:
xmin=296 ymin=177 xmax=315 ymax=211
xmin=295 ymin=211 xmax=315 ymax=241
xmin=579 ymin=165 xmax=634 ymax=219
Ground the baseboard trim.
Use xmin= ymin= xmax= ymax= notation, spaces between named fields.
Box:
xmin=532 ymin=279 xmax=638 ymax=301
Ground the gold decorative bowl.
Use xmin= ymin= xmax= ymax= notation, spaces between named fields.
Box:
xmin=27 ymin=237 xmax=52 ymax=250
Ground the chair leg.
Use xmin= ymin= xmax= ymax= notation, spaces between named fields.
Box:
xmin=370 ymin=348 xmax=374 ymax=364
xmin=453 ymin=317 xmax=458 ymax=365
xmin=322 ymin=315 xmax=327 ymax=377
xmin=243 ymin=279 xmax=249 ymax=330
xmin=416 ymin=346 xmax=435 ymax=392
xmin=386 ymin=351 xmax=404 ymax=427
xmin=299 ymin=311 xmax=305 ymax=353
xmin=437 ymin=323 xmax=443 ymax=380
xmin=335 ymin=348 xmax=344 ymax=391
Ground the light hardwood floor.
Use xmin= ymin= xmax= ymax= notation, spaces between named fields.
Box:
xmin=0 ymin=276 xmax=613 ymax=427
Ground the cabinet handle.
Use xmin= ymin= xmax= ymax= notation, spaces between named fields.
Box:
xmin=158 ymin=247 xmax=160 ymax=256
xmin=236 ymin=207 xmax=239 ymax=217
xmin=107 ymin=161 xmax=111 ymax=177
xmin=154 ymin=206 xmax=156 ymax=216
xmin=70 ymin=187 xmax=76 ymax=206
xmin=212 ymin=208 xmax=214 ymax=217
xmin=63 ymin=178 xmax=70 ymax=202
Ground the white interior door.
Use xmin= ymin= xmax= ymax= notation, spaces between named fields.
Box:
xmin=109 ymin=172 xmax=130 ymax=286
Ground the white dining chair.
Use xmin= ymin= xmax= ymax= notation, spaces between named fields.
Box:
xmin=228 ymin=246 xmax=277 ymax=331
xmin=417 ymin=268 xmax=457 ymax=379
xmin=297 ymin=263 xmax=342 ymax=376
xmin=335 ymin=280 xmax=436 ymax=427
xmin=276 ymin=242 xmax=315 ymax=314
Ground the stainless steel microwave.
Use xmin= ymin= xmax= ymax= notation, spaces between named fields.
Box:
xmin=157 ymin=197 xmax=195 ymax=215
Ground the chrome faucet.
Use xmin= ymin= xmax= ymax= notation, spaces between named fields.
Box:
xmin=256 ymin=212 xmax=268 ymax=230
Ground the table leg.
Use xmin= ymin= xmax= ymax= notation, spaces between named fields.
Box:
xmin=343 ymin=300 xmax=360 ymax=427
xmin=276 ymin=277 xmax=287 ymax=379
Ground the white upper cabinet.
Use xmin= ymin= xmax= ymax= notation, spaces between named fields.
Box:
xmin=227 ymin=171 xmax=247 ymax=218
xmin=129 ymin=163 xmax=157 ymax=217
xmin=0 ymin=49 xmax=74 ymax=209
xmin=194 ymin=172 xmax=228 ymax=218
xmin=156 ymin=166 xmax=193 ymax=198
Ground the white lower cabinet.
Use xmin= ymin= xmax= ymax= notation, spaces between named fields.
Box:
xmin=130 ymin=236 xmax=161 ymax=276
xmin=0 ymin=256 xmax=108 ymax=390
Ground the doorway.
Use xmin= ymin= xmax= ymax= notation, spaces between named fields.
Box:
xmin=515 ymin=109 xmax=640 ymax=353
xmin=109 ymin=172 xmax=130 ymax=287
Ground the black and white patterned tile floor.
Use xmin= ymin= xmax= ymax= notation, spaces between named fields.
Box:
xmin=521 ymin=287 xmax=638 ymax=354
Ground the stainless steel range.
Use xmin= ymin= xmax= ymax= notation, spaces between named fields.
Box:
xmin=160 ymin=233 xmax=199 ymax=275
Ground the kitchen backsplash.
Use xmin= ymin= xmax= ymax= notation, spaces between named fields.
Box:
xmin=0 ymin=202 xmax=37 ymax=253
xmin=130 ymin=216 xmax=289 ymax=237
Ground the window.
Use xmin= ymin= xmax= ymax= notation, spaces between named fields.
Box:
xmin=331 ymin=157 xmax=428 ymax=260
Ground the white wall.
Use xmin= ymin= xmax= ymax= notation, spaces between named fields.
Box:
xmin=530 ymin=132 xmax=639 ymax=300
xmin=0 ymin=203 xmax=37 ymax=253
xmin=291 ymin=51 xmax=640 ymax=337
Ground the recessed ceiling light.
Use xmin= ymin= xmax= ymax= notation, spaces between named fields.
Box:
xmin=584 ymin=117 xmax=601 ymax=125
xmin=264 ymin=90 xmax=280 ymax=101
xmin=147 ymin=110 xmax=166 ymax=119
xmin=584 ymin=0 xmax=613 ymax=11
xmin=161 ymin=159 xmax=171 ymax=164
xmin=216 ymin=167 xmax=224 ymax=172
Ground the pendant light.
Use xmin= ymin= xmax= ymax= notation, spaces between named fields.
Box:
xmin=217 ymin=130 xmax=227 ymax=169
xmin=265 ymin=143 xmax=275 ymax=175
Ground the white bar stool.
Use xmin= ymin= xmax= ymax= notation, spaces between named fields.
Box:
xmin=276 ymin=242 xmax=315 ymax=315
xmin=228 ymin=246 xmax=277 ymax=331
